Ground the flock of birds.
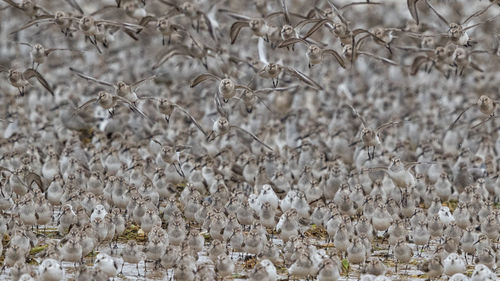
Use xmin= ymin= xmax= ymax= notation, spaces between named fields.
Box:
xmin=0 ymin=0 xmax=500 ymax=280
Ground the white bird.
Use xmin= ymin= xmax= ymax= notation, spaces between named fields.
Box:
xmin=18 ymin=274 xmax=36 ymax=281
xmin=257 ymin=184 xmax=279 ymax=210
xmin=443 ymin=253 xmax=466 ymax=276
xmin=90 ymin=205 xmax=108 ymax=223
xmin=260 ymin=259 xmax=277 ymax=281
xmin=450 ymin=273 xmax=469 ymax=281
xmin=470 ymin=264 xmax=496 ymax=281
xmin=248 ymin=194 xmax=261 ymax=213
xmin=94 ymin=253 xmax=119 ymax=279
xmin=438 ymin=206 xmax=455 ymax=224
xmin=280 ymin=190 xmax=296 ymax=212
xmin=39 ymin=258 xmax=65 ymax=281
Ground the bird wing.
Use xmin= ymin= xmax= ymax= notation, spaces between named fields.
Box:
xmin=277 ymin=38 xmax=308 ymax=49
xmin=375 ymin=121 xmax=401 ymax=134
xmin=218 ymin=9 xmax=253 ymax=21
xmin=283 ymin=66 xmax=323 ymax=90
xmin=23 ymin=68 xmax=54 ymax=96
xmin=326 ymin=0 xmax=348 ymax=25
xmin=231 ymin=125 xmax=273 ymax=151
xmin=138 ymin=15 xmax=157 ymax=27
xmin=113 ymin=95 xmax=151 ymax=120
xmin=254 ymin=85 xmax=298 ymax=94
xmin=322 ymin=49 xmax=346 ymax=68
xmin=190 ymin=73 xmax=221 ymax=88
xmin=76 ymin=98 xmax=98 ymax=111
xmin=424 ymin=0 xmax=449 ymax=26
xmin=130 ymin=74 xmax=157 ymax=88
xmin=407 ymin=0 xmax=420 ymax=25
xmin=341 ymin=1 xmax=382 ymax=9
xmin=357 ymin=51 xmax=399 ymax=66
xmin=470 ymin=115 xmax=500 ymax=130
xmin=342 ymin=103 xmax=368 ymax=128
xmin=152 ymin=48 xmax=188 ymax=70
xmin=64 ymin=0 xmax=84 ymax=15
xmin=89 ymin=5 xmax=117 ymax=16
xmin=448 ymin=105 xmax=473 ymax=130
xmin=0 ymin=165 xmax=14 ymax=173
xmin=461 ymin=2 xmax=495 ymax=25
xmin=1 ymin=0 xmax=21 ymax=9
xmin=463 ymin=13 xmax=500 ymax=31
xmin=16 ymin=42 xmax=33 ymax=49
xmin=280 ymin=0 xmax=291 ymax=25
xmin=69 ymin=67 xmax=114 ymax=88
xmin=173 ymin=104 xmax=208 ymax=137
xmin=10 ymin=17 xmax=55 ymax=34
xmin=301 ymin=19 xmax=332 ymax=40
xmin=45 ymin=48 xmax=82 ymax=55
xmin=410 ymin=55 xmax=432 ymax=75
xmin=24 ymin=171 xmax=44 ymax=191
xmin=229 ymin=21 xmax=250 ymax=44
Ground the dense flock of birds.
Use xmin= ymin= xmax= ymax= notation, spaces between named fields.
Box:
xmin=0 ymin=0 xmax=500 ymax=280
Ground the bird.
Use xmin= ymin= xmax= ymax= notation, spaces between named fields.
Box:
xmin=190 ymin=72 xmax=251 ymax=102
xmin=17 ymin=42 xmax=82 ymax=69
xmin=0 ymin=0 xmax=499 ymax=280
xmin=278 ymin=38 xmax=346 ymax=68
xmin=207 ymin=94 xmax=273 ymax=150
xmin=69 ymin=67 xmax=156 ymax=104
xmin=0 ymin=66 xmax=54 ymax=96
xmin=39 ymin=258 xmax=65 ymax=281
xmin=343 ymin=104 xmax=402 ymax=159
xmin=75 ymin=90 xmax=149 ymax=119
xmin=449 ymin=95 xmax=500 ymax=130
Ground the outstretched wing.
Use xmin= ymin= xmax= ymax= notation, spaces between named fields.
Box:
xmin=424 ymin=0 xmax=449 ymax=26
xmin=23 ymin=68 xmax=54 ymax=96
xmin=448 ymin=105 xmax=473 ymax=130
xmin=322 ymin=49 xmax=346 ymax=68
xmin=131 ymin=74 xmax=157 ymax=88
xmin=24 ymin=171 xmax=44 ymax=191
xmin=407 ymin=0 xmax=420 ymax=25
xmin=76 ymin=98 xmax=98 ymax=112
xmin=283 ymin=66 xmax=323 ymax=90
xmin=277 ymin=38 xmax=309 ymax=49
xmin=341 ymin=1 xmax=382 ymax=10
xmin=190 ymin=73 xmax=221 ymax=88
xmin=69 ymin=67 xmax=114 ymax=88
xmin=173 ymin=104 xmax=208 ymax=136
xmin=10 ymin=17 xmax=55 ymax=34
xmin=342 ymin=103 xmax=368 ymax=128
xmin=410 ymin=55 xmax=432 ymax=75
xmin=230 ymin=21 xmax=249 ymax=44
xmin=375 ymin=121 xmax=401 ymax=134
xmin=1 ymin=0 xmax=22 ymax=9
xmin=113 ymin=95 xmax=151 ymax=120
xmin=358 ymin=51 xmax=399 ymax=66
xmin=302 ymin=19 xmax=332 ymax=40
xmin=231 ymin=125 xmax=273 ymax=151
